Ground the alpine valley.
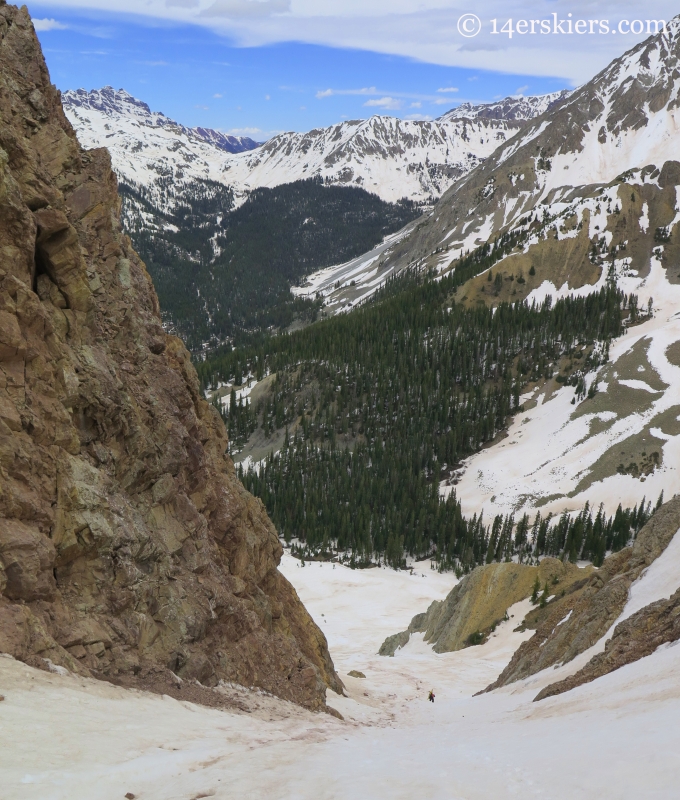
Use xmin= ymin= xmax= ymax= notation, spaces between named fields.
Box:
xmin=3 ymin=3 xmax=680 ymax=799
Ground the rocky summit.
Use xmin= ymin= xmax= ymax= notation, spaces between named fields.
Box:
xmin=0 ymin=1 xmax=340 ymax=711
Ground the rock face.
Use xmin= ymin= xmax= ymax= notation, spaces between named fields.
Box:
xmin=484 ymin=496 xmax=680 ymax=693
xmin=379 ymin=558 xmax=589 ymax=656
xmin=0 ymin=2 xmax=340 ymax=710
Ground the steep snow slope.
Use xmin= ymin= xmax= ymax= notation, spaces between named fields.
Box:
xmin=440 ymin=89 xmax=571 ymax=122
xmin=447 ymin=167 xmax=680 ymax=520
xmin=3 ymin=552 xmax=680 ymax=799
xmin=291 ymin=223 xmax=418 ymax=313
xmin=64 ymin=87 xmax=523 ymax=208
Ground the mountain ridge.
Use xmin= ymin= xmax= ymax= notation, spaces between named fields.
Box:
xmin=439 ymin=89 xmax=572 ymax=122
xmin=63 ymin=86 xmax=528 ymax=208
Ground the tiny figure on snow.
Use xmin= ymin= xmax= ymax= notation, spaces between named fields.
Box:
xmin=428 ymin=689 xmax=435 ymax=703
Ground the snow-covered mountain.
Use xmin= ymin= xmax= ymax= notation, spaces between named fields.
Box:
xmin=63 ymin=87 xmax=524 ymax=209
xmin=220 ymin=115 xmax=522 ymax=204
xmin=63 ymin=87 xmax=252 ymax=219
xmin=63 ymin=87 xmax=260 ymax=153
xmin=439 ymin=89 xmax=571 ymax=122
xmin=302 ymin=17 xmax=680 ymax=520
xmin=387 ymin=19 xmax=680 ymax=277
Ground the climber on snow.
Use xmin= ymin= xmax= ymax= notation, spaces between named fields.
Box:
xmin=428 ymin=689 xmax=435 ymax=703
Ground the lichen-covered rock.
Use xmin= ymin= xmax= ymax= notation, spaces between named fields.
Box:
xmin=0 ymin=1 xmax=340 ymax=710
xmin=379 ymin=558 xmax=588 ymax=656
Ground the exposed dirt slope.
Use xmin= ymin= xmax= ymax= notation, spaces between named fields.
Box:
xmin=0 ymin=1 xmax=340 ymax=710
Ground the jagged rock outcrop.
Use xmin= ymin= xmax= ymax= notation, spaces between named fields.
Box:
xmin=379 ymin=558 xmax=589 ymax=656
xmin=534 ymin=586 xmax=680 ymax=701
xmin=0 ymin=1 xmax=340 ymax=710
xmin=484 ymin=496 xmax=680 ymax=693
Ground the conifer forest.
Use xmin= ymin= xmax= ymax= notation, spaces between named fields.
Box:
xmin=198 ymin=268 xmax=652 ymax=571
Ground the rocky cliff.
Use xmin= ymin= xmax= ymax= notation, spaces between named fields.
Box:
xmin=0 ymin=1 xmax=340 ymax=710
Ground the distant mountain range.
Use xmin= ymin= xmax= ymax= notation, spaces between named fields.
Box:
xmin=62 ymin=87 xmax=564 ymax=210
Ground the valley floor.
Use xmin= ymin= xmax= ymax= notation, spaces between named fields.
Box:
xmin=2 ymin=551 xmax=680 ymax=799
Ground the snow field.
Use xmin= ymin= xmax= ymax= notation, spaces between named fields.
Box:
xmin=3 ymin=545 xmax=680 ymax=798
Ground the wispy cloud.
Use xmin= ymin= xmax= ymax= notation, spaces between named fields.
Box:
xmin=48 ymin=0 xmax=678 ymax=85
xmin=364 ymin=97 xmax=401 ymax=110
xmin=515 ymin=85 xmax=529 ymax=96
xmin=316 ymin=87 xmax=379 ymax=99
xmin=213 ymin=93 xmax=223 ymax=98
xmin=436 ymin=86 xmax=458 ymax=93
xmin=201 ymin=0 xmax=290 ymax=19
xmin=316 ymin=86 xmax=457 ymax=107
xmin=228 ymin=126 xmax=264 ymax=136
xmin=33 ymin=18 xmax=68 ymax=31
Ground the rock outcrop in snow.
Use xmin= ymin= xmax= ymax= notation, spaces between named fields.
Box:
xmin=485 ymin=496 xmax=680 ymax=694
xmin=0 ymin=1 xmax=340 ymax=711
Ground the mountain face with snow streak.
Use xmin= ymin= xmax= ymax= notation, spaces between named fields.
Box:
xmin=381 ymin=18 xmax=680 ymax=279
xmin=439 ymin=90 xmax=571 ymax=122
xmin=64 ymin=87 xmax=524 ymax=209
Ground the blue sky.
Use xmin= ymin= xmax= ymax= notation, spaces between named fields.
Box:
xmin=27 ymin=1 xmax=676 ymax=139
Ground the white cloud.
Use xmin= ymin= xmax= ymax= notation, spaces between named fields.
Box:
xmin=405 ymin=113 xmax=432 ymax=120
xmin=433 ymin=97 xmax=450 ymax=104
xmin=194 ymin=104 xmax=209 ymax=109
xmin=436 ymin=86 xmax=458 ymax=93
xmin=213 ymin=92 xmax=223 ymax=98
xmin=166 ymin=0 xmax=199 ymax=8
xmin=264 ymin=94 xmax=271 ymax=100
xmin=316 ymin=88 xmax=334 ymax=98
xmin=515 ymin=84 xmax=529 ymax=96
xmin=410 ymin=101 xmax=421 ymax=108
xmin=33 ymin=18 xmax=68 ymax=31
xmin=364 ymin=96 xmax=401 ymax=110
